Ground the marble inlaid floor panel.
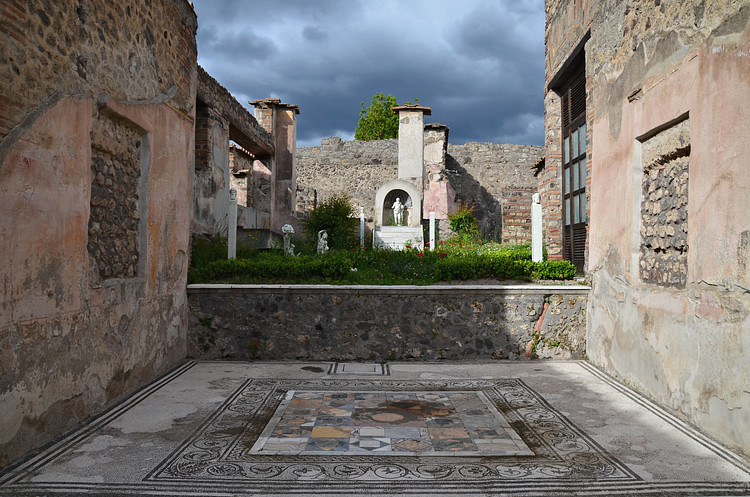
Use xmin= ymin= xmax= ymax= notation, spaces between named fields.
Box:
xmin=251 ymin=390 xmax=531 ymax=456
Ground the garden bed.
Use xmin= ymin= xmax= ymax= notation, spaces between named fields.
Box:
xmin=188 ymin=237 xmax=577 ymax=286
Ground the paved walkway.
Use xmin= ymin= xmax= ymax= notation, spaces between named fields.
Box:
xmin=1 ymin=360 xmax=748 ymax=496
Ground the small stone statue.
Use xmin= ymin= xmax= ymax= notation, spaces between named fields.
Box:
xmin=392 ymin=197 xmax=404 ymax=226
xmin=317 ymin=230 xmax=329 ymax=254
xmin=281 ymin=224 xmax=296 ymax=256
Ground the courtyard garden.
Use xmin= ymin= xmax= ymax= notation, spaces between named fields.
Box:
xmin=188 ymin=198 xmax=576 ymax=285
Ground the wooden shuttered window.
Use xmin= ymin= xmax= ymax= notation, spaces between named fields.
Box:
xmin=561 ymin=67 xmax=587 ymax=272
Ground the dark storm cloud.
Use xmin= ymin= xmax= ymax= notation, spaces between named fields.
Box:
xmin=191 ymin=0 xmax=545 ymax=147
xmin=302 ymin=26 xmax=328 ymax=42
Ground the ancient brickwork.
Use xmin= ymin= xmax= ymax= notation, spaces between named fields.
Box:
xmin=539 ymin=91 xmax=565 ymax=260
xmin=446 ymin=143 xmax=543 ymax=242
xmin=639 ymin=119 xmax=689 ymax=287
xmin=88 ymin=113 xmax=142 ymax=279
xmin=194 ymin=102 xmax=222 ymax=171
xmin=0 ymin=0 xmax=197 ymax=142
xmin=501 ymin=188 xmax=535 ymax=245
xmin=296 ymin=138 xmax=541 ymax=242
xmin=229 ymin=145 xmax=253 ymax=207
xmin=188 ymin=286 xmax=588 ymax=361
xmin=197 ymin=67 xmax=273 ymax=158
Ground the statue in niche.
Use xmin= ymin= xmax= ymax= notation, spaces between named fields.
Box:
xmin=392 ymin=197 xmax=404 ymax=226
xmin=317 ymin=230 xmax=329 ymax=254
xmin=281 ymin=224 xmax=296 ymax=256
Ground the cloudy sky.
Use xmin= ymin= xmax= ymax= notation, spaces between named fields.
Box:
xmin=190 ymin=0 xmax=545 ymax=147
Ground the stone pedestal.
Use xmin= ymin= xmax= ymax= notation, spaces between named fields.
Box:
xmin=373 ymin=226 xmax=424 ymax=251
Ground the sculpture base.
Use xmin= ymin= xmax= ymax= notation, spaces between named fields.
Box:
xmin=373 ymin=225 xmax=424 ymax=250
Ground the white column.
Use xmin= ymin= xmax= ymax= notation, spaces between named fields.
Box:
xmin=531 ymin=193 xmax=543 ymax=262
xmin=429 ymin=212 xmax=436 ymax=251
xmin=359 ymin=207 xmax=365 ymax=248
xmin=228 ymin=188 xmax=238 ymax=259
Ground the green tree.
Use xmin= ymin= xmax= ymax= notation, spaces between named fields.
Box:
xmin=354 ymin=93 xmax=417 ymax=141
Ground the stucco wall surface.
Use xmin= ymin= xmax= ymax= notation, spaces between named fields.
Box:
xmin=187 ymin=285 xmax=587 ymax=362
xmin=0 ymin=0 xmax=197 ymax=467
xmin=564 ymin=0 xmax=750 ymax=455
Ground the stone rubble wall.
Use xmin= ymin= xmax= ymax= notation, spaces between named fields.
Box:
xmin=639 ymin=118 xmax=689 ymax=287
xmin=0 ymin=0 xmax=197 ymax=467
xmin=0 ymin=0 xmax=196 ymax=144
xmin=88 ymin=112 xmax=143 ymax=279
xmin=295 ymin=137 xmax=542 ymax=243
xmin=446 ymin=143 xmax=542 ymax=241
xmin=187 ymin=285 xmax=587 ymax=362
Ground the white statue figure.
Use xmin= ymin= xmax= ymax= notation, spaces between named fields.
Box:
xmin=392 ymin=197 xmax=404 ymax=226
xmin=281 ymin=224 xmax=296 ymax=256
xmin=317 ymin=230 xmax=329 ymax=254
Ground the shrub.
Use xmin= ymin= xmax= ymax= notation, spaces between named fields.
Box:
xmin=530 ymin=260 xmax=578 ymax=280
xmin=448 ymin=204 xmax=479 ymax=238
xmin=302 ymin=194 xmax=358 ymax=251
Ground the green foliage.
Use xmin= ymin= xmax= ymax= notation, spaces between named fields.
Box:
xmin=188 ymin=242 xmax=577 ymax=285
xmin=190 ymin=234 xmax=253 ymax=269
xmin=529 ymin=259 xmax=578 ymax=280
xmin=354 ymin=93 xmax=417 ymax=141
xmin=302 ymin=194 xmax=358 ymax=250
xmin=448 ymin=204 xmax=479 ymax=238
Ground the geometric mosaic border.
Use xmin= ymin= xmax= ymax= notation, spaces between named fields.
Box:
xmin=327 ymin=362 xmax=391 ymax=375
xmin=2 ymin=362 xmax=749 ymax=496
xmin=145 ymin=378 xmax=639 ymax=487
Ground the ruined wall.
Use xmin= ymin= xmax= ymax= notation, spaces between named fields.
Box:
xmin=193 ymin=101 xmax=230 ymax=235
xmin=545 ymin=0 xmax=750 ymax=455
xmin=296 ymin=136 xmax=398 ymax=218
xmin=446 ymin=143 xmax=542 ymax=242
xmin=296 ymin=138 xmax=542 ymax=242
xmin=229 ymin=145 xmax=253 ymax=207
xmin=187 ymin=285 xmax=587 ymax=362
xmin=0 ymin=0 xmax=197 ymax=467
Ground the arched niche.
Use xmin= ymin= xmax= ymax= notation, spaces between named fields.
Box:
xmin=374 ymin=179 xmax=421 ymax=227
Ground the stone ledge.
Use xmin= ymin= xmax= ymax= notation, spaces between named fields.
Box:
xmin=187 ymin=283 xmax=590 ymax=296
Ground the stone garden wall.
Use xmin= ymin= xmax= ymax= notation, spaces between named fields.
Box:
xmin=187 ymin=285 xmax=587 ymax=362
xmin=295 ymin=138 xmax=543 ymax=242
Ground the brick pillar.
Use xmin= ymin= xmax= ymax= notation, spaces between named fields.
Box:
xmin=252 ymin=98 xmax=300 ymax=234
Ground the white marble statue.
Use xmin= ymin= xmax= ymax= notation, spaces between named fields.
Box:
xmin=281 ymin=224 xmax=296 ymax=256
xmin=317 ymin=230 xmax=329 ymax=254
xmin=392 ymin=197 xmax=404 ymax=226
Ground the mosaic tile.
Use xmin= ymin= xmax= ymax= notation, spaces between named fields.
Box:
xmin=250 ymin=389 xmax=531 ymax=456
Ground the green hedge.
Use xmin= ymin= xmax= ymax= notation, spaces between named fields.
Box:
xmin=188 ymin=247 xmax=578 ymax=285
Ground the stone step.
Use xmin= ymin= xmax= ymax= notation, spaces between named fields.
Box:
xmin=373 ymin=226 xmax=424 ymax=250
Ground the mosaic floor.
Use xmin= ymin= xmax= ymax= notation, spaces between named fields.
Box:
xmin=252 ymin=390 xmax=531 ymax=456
xmin=146 ymin=376 xmax=638 ymax=484
xmin=1 ymin=361 xmax=748 ymax=497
